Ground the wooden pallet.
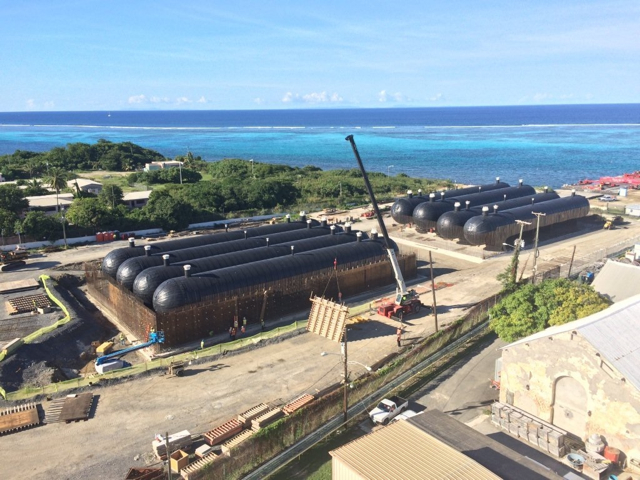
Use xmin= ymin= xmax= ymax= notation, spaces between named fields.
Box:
xmin=0 ymin=403 xmax=40 ymax=435
xmin=283 ymin=394 xmax=315 ymax=415
xmin=181 ymin=452 xmax=219 ymax=480
xmin=237 ymin=403 xmax=269 ymax=427
xmin=251 ymin=408 xmax=283 ymax=432
xmin=59 ymin=393 xmax=94 ymax=423
xmin=221 ymin=429 xmax=253 ymax=455
xmin=307 ymin=295 xmax=348 ymax=342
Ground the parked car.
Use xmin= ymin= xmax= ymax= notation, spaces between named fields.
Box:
xmin=598 ymin=195 xmax=617 ymax=202
xmin=369 ymin=396 xmax=408 ymax=425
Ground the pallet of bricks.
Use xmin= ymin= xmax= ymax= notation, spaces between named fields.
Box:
xmin=491 ymin=402 xmax=567 ymax=457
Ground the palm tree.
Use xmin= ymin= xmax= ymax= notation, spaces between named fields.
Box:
xmin=44 ymin=167 xmax=68 ymax=213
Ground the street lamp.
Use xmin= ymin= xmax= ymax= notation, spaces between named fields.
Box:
xmin=249 ymin=159 xmax=254 ymax=178
xmin=60 ymin=207 xmax=67 ymax=248
xmin=320 ymin=352 xmax=372 ymax=372
xmin=387 ymin=165 xmax=394 ymax=176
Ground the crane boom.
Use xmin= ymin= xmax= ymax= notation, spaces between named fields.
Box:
xmin=345 ymin=135 xmax=407 ymax=296
xmin=95 ymin=331 xmax=164 ymax=366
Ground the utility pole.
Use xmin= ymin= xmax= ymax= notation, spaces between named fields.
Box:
xmin=429 ymin=251 xmax=438 ymax=331
xmin=342 ymin=327 xmax=348 ymax=424
xmin=165 ymin=431 xmax=172 ymax=480
xmin=567 ymin=245 xmax=577 ymax=279
xmin=61 ymin=208 xmax=67 ymax=248
xmin=178 ymin=161 xmax=183 ymax=185
xmin=511 ymin=220 xmax=531 ymax=285
xmin=531 ymin=212 xmax=546 ymax=284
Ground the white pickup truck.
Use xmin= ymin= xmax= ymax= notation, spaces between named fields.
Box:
xmin=369 ymin=396 xmax=409 ymax=425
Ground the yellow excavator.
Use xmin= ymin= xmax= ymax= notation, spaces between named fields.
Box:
xmin=0 ymin=246 xmax=28 ymax=272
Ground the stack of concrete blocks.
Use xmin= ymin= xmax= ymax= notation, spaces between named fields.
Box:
xmin=152 ymin=430 xmax=192 ymax=459
xmin=491 ymin=402 xmax=566 ymax=457
xmin=251 ymin=408 xmax=284 ymax=432
xmin=221 ymin=429 xmax=254 ymax=456
xmin=204 ymin=418 xmax=243 ymax=446
xmin=181 ymin=452 xmax=219 ymax=480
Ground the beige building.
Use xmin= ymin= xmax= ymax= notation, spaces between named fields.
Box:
xmin=500 ymin=294 xmax=640 ymax=462
xmin=25 ymin=193 xmax=74 ymax=215
xmin=143 ymin=161 xmax=183 ymax=172
xmin=123 ymin=190 xmax=152 ymax=209
xmin=67 ymin=178 xmax=102 ymax=195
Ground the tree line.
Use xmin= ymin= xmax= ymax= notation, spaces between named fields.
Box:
xmin=0 ymin=141 xmax=451 ymax=242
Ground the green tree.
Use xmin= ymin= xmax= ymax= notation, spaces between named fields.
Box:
xmin=0 ymin=184 xmax=29 ymax=214
xmin=98 ymin=185 xmax=124 ymax=209
xmin=0 ymin=209 xmax=17 ymax=238
xmin=144 ymin=190 xmax=193 ymax=230
xmin=43 ymin=167 xmax=69 ymax=213
xmin=66 ymin=198 xmax=114 ymax=230
xmin=489 ymin=278 xmax=610 ymax=342
xmin=21 ymin=211 xmax=62 ymax=241
xmin=23 ymin=179 xmax=50 ymax=197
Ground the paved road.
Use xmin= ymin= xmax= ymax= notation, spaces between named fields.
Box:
xmin=411 ymin=334 xmax=588 ymax=479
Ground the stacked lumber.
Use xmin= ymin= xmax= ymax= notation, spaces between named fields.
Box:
xmin=152 ymin=430 xmax=192 ymax=459
xmin=491 ymin=402 xmax=567 ymax=457
xmin=221 ymin=429 xmax=253 ymax=455
xmin=181 ymin=452 xmax=219 ymax=480
xmin=203 ymin=418 xmax=242 ymax=446
xmin=237 ymin=403 xmax=269 ymax=427
xmin=251 ymin=408 xmax=283 ymax=432
xmin=283 ymin=394 xmax=314 ymax=415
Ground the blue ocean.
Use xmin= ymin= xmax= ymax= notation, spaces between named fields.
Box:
xmin=0 ymin=104 xmax=638 ymax=188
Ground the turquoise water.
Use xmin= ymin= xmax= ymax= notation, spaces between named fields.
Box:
xmin=1 ymin=105 xmax=638 ymax=187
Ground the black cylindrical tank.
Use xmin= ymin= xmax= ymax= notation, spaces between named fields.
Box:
xmin=413 ymin=184 xmax=536 ymax=232
xmin=463 ymin=194 xmax=590 ymax=246
xmin=436 ymin=191 xmax=560 ymax=240
xmin=134 ymin=230 xmax=364 ymax=304
xmin=390 ymin=179 xmax=510 ymax=225
xmin=152 ymin=238 xmax=389 ymax=312
xmin=102 ymin=220 xmax=316 ymax=278
xmin=116 ymin=224 xmax=336 ymax=289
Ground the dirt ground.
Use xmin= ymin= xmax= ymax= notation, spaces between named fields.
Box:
xmin=1 ymin=212 xmax=640 ymax=479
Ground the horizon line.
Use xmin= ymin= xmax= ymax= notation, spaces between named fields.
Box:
xmin=1 ymin=102 xmax=639 ymax=114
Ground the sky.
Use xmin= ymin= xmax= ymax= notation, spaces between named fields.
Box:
xmin=1 ymin=1 xmax=638 ymax=111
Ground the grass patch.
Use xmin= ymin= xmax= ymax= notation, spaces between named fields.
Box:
xmin=269 ymin=427 xmax=365 ymax=480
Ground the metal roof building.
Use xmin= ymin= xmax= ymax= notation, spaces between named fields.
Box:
xmin=330 ymin=419 xmax=500 ymax=480
xmin=591 ymin=259 xmax=640 ymax=303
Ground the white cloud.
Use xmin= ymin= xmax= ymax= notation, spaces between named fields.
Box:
xmin=43 ymin=101 xmax=55 ymax=108
xmin=176 ymin=96 xmax=192 ymax=105
xmin=378 ymin=90 xmax=405 ymax=103
xmin=254 ymin=97 xmax=264 ymax=105
xmin=26 ymin=99 xmax=35 ymax=109
xmin=150 ymin=96 xmax=170 ymax=104
xmin=128 ymin=94 xmax=147 ymax=104
xmin=282 ymin=91 xmax=343 ymax=104
xmin=197 ymin=96 xmax=207 ymax=103
xmin=532 ymin=93 xmax=553 ymax=102
xmin=429 ymin=93 xmax=443 ymax=102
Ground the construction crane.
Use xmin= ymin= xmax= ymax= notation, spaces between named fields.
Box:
xmin=346 ymin=135 xmax=422 ymax=321
xmin=95 ymin=330 xmax=164 ymax=374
